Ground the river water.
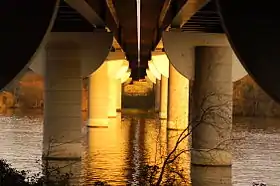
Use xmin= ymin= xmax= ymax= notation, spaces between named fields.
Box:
xmin=0 ymin=109 xmax=279 ymax=185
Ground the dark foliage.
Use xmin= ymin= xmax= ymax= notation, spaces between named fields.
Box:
xmin=0 ymin=159 xmax=71 ymax=186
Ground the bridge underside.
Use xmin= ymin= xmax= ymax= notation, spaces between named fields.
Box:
xmin=3 ymin=0 xmax=280 ymax=102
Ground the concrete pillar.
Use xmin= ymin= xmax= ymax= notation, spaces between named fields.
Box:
xmin=159 ymin=75 xmax=168 ymax=119
xmin=107 ymin=60 xmax=128 ymax=116
xmin=88 ymin=62 xmax=109 ymax=128
xmin=81 ymin=78 xmax=88 ymax=112
xmin=191 ymin=166 xmax=231 ymax=186
xmin=108 ymin=77 xmax=117 ymax=118
xmin=155 ymin=79 xmax=161 ymax=112
xmin=166 ymin=64 xmax=190 ymax=180
xmin=167 ymin=64 xmax=189 ymax=130
xmin=116 ymin=79 xmax=122 ymax=112
xmin=43 ymin=41 xmax=82 ymax=161
xmin=191 ymin=47 xmax=232 ymax=166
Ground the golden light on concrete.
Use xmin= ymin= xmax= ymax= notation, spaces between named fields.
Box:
xmin=106 ymin=51 xmax=126 ymax=61
xmin=232 ymin=52 xmax=248 ymax=82
xmin=148 ymin=61 xmax=161 ymax=80
xmin=107 ymin=61 xmax=124 ymax=118
xmin=144 ymin=76 xmax=150 ymax=83
xmin=115 ymin=60 xmax=129 ymax=79
xmin=146 ymin=69 xmax=157 ymax=84
xmin=116 ymin=79 xmax=122 ymax=111
xmin=159 ymin=75 xmax=168 ymax=119
xmin=151 ymin=52 xmax=170 ymax=78
xmin=167 ymin=64 xmax=189 ymax=130
xmin=88 ymin=62 xmax=109 ymax=127
xmin=29 ymin=48 xmax=45 ymax=76
xmin=121 ymin=69 xmax=131 ymax=83
xmin=107 ymin=59 xmax=126 ymax=77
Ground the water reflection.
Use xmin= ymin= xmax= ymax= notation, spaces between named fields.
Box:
xmin=232 ymin=117 xmax=280 ymax=185
xmin=84 ymin=114 xmax=127 ymax=185
xmin=166 ymin=121 xmax=190 ymax=185
xmin=144 ymin=119 xmax=166 ymax=166
xmin=128 ymin=117 xmax=145 ymax=185
xmin=191 ymin=166 xmax=231 ymax=186
xmin=2 ymin=109 xmax=280 ymax=185
xmin=0 ymin=108 xmax=43 ymax=173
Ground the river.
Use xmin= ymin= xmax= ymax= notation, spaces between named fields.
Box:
xmin=0 ymin=109 xmax=279 ymax=185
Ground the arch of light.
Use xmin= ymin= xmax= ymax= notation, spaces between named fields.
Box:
xmin=121 ymin=69 xmax=131 ymax=83
xmin=150 ymin=53 xmax=169 ymax=78
xmin=115 ymin=60 xmax=129 ymax=80
xmin=148 ymin=61 xmax=161 ymax=80
xmin=145 ymin=69 xmax=157 ymax=84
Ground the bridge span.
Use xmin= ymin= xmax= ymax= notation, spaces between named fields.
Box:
xmin=1 ymin=0 xmax=279 ymax=183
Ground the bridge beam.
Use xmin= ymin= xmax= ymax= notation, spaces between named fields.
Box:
xmin=216 ymin=0 xmax=280 ymax=103
xmin=65 ymin=0 xmax=105 ymax=28
xmin=30 ymin=32 xmax=113 ymax=77
xmin=151 ymin=52 xmax=169 ymax=78
xmin=171 ymin=0 xmax=209 ymax=29
xmin=162 ymin=32 xmax=247 ymax=81
xmin=146 ymin=69 xmax=157 ymax=84
xmin=1 ymin=0 xmax=59 ymax=90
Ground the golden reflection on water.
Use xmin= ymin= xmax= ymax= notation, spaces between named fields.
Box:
xmin=166 ymin=122 xmax=191 ymax=185
xmin=82 ymin=111 xmax=234 ymax=186
xmin=144 ymin=119 xmax=166 ymax=166
xmin=0 ymin=108 xmax=252 ymax=186
xmin=83 ymin=113 xmax=128 ymax=185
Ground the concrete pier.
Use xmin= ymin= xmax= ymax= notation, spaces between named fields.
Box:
xmin=159 ymin=75 xmax=168 ymax=119
xmin=191 ymin=47 xmax=232 ymax=166
xmin=116 ymin=79 xmax=122 ymax=112
xmin=108 ymin=77 xmax=118 ymax=118
xmin=167 ymin=64 xmax=189 ymax=130
xmin=43 ymin=40 xmax=82 ymax=161
xmin=155 ymin=79 xmax=161 ymax=112
xmin=88 ymin=62 xmax=109 ymax=128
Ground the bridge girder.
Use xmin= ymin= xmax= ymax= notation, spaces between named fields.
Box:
xmin=171 ymin=0 xmax=209 ymax=29
xmin=216 ymin=0 xmax=280 ymax=102
xmin=5 ymin=0 xmax=280 ymax=105
xmin=0 ymin=0 xmax=59 ymax=90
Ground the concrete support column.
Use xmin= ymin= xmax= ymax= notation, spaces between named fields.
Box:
xmin=191 ymin=166 xmax=231 ymax=185
xmin=167 ymin=64 xmax=189 ymax=130
xmin=108 ymin=77 xmax=118 ymax=118
xmin=88 ymin=62 xmax=109 ymax=128
xmin=191 ymin=47 xmax=232 ymax=166
xmin=116 ymin=79 xmax=122 ymax=112
xmin=155 ymin=79 xmax=161 ymax=112
xmin=43 ymin=41 xmax=82 ymax=160
xmin=159 ymin=75 xmax=168 ymax=119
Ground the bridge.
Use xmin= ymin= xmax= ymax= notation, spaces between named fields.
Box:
xmin=2 ymin=0 xmax=279 ymax=181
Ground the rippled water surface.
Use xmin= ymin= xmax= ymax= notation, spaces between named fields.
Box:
xmin=0 ymin=109 xmax=280 ymax=185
